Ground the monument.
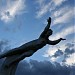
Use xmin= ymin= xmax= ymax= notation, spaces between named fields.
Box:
xmin=0 ymin=17 xmax=66 ymax=75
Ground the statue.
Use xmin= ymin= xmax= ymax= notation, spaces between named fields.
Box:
xmin=0 ymin=17 xmax=66 ymax=75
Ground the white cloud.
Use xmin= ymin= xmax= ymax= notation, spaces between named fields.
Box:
xmin=52 ymin=6 xmax=69 ymax=18
xmin=36 ymin=0 xmax=67 ymax=18
xmin=44 ymin=43 xmax=75 ymax=66
xmin=53 ymin=0 xmax=67 ymax=6
xmin=36 ymin=0 xmax=44 ymax=6
xmin=53 ymin=7 xmax=74 ymax=25
xmin=44 ymin=43 xmax=67 ymax=58
xmin=64 ymin=53 xmax=75 ymax=66
xmin=36 ymin=1 xmax=52 ymax=18
xmin=49 ymin=25 xmax=75 ymax=40
xmin=0 ymin=0 xmax=26 ymax=23
xmin=44 ymin=46 xmax=58 ymax=57
xmin=50 ymin=56 xmax=57 ymax=62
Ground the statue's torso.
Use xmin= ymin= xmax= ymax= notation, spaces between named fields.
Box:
xmin=19 ymin=38 xmax=47 ymax=52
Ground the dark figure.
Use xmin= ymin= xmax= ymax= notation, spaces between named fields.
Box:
xmin=0 ymin=17 xmax=66 ymax=75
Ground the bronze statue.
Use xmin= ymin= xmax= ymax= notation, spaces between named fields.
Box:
xmin=0 ymin=17 xmax=66 ymax=75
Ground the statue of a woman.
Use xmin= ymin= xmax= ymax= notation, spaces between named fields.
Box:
xmin=0 ymin=17 xmax=66 ymax=75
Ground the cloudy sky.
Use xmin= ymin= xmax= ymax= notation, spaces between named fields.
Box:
xmin=0 ymin=0 xmax=75 ymax=75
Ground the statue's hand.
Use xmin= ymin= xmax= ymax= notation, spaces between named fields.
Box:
xmin=47 ymin=17 xmax=51 ymax=24
xmin=60 ymin=38 xmax=66 ymax=40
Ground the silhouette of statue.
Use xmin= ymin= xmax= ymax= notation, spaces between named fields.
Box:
xmin=0 ymin=17 xmax=66 ymax=75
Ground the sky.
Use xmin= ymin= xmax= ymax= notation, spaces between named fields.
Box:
xmin=0 ymin=0 xmax=75 ymax=75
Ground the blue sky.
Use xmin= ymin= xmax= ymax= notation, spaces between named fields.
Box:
xmin=0 ymin=0 xmax=75 ymax=66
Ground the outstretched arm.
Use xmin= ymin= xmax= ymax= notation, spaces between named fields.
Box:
xmin=40 ymin=17 xmax=51 ymax=37
xmin=47 ymin=38 xmax=66 ymax=45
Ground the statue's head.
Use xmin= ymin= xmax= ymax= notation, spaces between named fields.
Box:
xmin=46 ymin=29 xmax=53 ymax=38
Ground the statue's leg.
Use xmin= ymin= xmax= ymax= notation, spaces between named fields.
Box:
xmin=6 ymin=50 xmax=34 ymax=67
xmin=0 ymin=55 xmax=20 ymax=75
xmin=0 ymin=62 xmax=19 ymax=75
xmin=0 ymin=50 xmax=34 ymax=75
xmin=10 ymin=62 xmax=19 ymax=75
